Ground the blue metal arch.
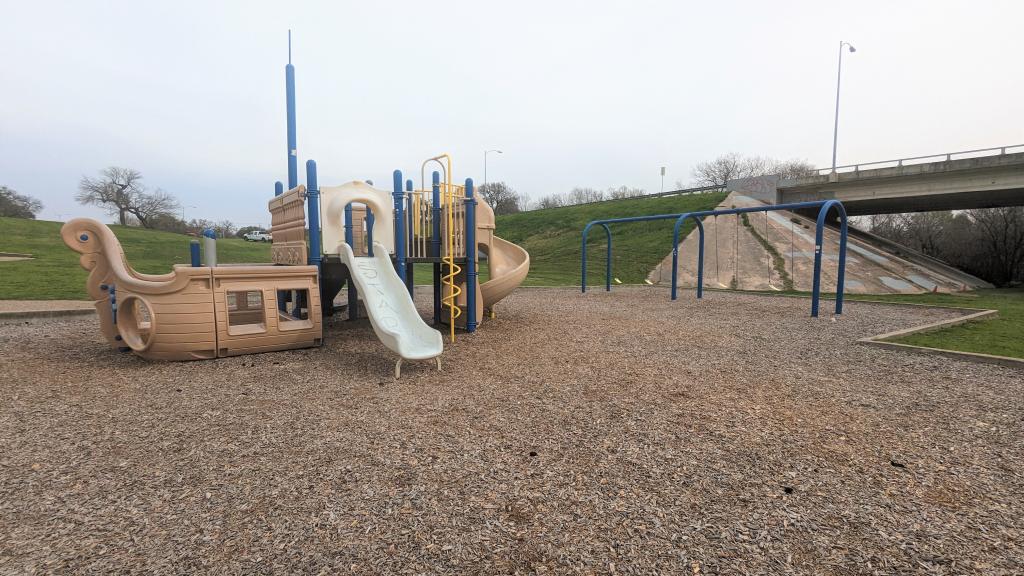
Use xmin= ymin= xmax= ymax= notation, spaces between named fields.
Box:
xmin=812 ymin=199 xmax=849 ymax=317
xmin=581 ymin=221 xmax=614 ymax=292
xmin=670 ymin=213 xmax=705 ymax=301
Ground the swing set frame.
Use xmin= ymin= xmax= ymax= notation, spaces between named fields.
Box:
xmin=581 ymin=200 xmax=848 ymax=317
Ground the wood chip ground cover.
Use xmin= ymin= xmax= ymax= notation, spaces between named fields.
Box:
xmin=0 ymin=288 xmax=1021 ymax=574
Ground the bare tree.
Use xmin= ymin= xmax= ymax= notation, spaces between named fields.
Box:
xmin=76 ymin=167 xmax=178 ymax=228
xmin=607 ymin=185 xmax=645 ymax=199
xmin=535 ymin=194 xmax=565 ymax=210
xmin=131 ymin=188 xmax=179 ymax=228
xmin=968 ymin=207 xmax=1024 ymax=285
xmin=77 ymin=167 xmax=144 ymax=225
xmin=0 ymin=186 xmax=43 ymax=219
xmin=868 ymin=207 xmax=1024 ymax=286
xmin=567 ymin=187 xmax=605 ymax=204
xmin=770 ymin=158 xmax=816 ymax=179
xmin=688 ymin=153 xmax=748 ymax=187
xmin=478 ymin=182 xmax=525 ymax=215
xmin=688 ymin=153 xmax=816 ymax=187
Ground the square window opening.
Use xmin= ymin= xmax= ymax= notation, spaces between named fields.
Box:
xmin=279 ymin=289 xmax=313 ymax=330
xmin=226 ymin=290 xmax=266 ymax=335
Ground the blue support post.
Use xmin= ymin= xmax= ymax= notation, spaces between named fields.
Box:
xmin=405 ymin=178 xmax=415 ymax=296
xmin=305 ymin=160 xmax=321 ymax=269
xmin=285 ymin=33 xmax=298 ymax=189
xmin=275 ymin=179 xmax=287 ymax=312
xmin=367 ymin=214 xmax=374 ymax=255
xmin=392 ymin=170 xmax=406 ymax=283
xmin=812 ymin=200 xmax=849 ymax=317
xmin=602 ymin=223 xmax=612 ymax=291
xmin=464 ymin=178 xmax=478 ymax=333
xmin=670 ymin=213 xmax=705 ymax=300
xmin=344 ymin=202 xmax=358 ymax=320
xmin=190 ymin=240 xmax=201 ymax=267
xmin=581 ymin=222 xmax=614 ymax=293
xmin=431 ymin=171 xmax=442 ymax=324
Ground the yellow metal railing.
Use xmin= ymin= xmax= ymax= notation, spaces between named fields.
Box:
xmin=422 ymin=153 xmax=461 ymax=342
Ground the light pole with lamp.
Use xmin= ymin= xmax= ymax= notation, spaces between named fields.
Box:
xmin=831 ymin=41 xmax=856 ymax=172
xmin=484 ymin=149 xmax=502 ymax=192
xmin=181 ymin=205 xmax=197 ymax=231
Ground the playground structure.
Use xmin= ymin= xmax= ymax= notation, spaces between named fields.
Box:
xmin=581 ymin=200 xmax=849 ymax=317
xmin=60 ymin=35 xmax=530 ymax=373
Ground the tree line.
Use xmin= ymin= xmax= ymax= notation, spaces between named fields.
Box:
xmin=867 ymin=209 xmax=1024 ymax=287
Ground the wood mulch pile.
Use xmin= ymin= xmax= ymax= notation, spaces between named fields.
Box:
xmin=1 ymin=287 xmax=1021 ymax=574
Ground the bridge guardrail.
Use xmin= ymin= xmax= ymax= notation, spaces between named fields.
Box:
xmin=817 ymin=144 xmax=1024 ymax=176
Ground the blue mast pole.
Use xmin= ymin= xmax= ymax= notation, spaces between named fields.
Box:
xmin=464 ymin=178 xmax=478 ymax=333
xmin=392 ymin=170 xmax=406 ymax=283
xmin=285 ymin=31 xmax=298 ymax=190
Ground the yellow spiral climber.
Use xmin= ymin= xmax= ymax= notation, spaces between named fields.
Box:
xmin=431 ymin=154 xmax=461 ymax=342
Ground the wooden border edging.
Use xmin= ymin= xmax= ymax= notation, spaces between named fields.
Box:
xmin=857 ymin=309 xmax=1024 ymax=370
xmin=0 ymin=309 xmax=96 ymax=321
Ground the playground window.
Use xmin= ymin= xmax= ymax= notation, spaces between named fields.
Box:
xmin=226 ymin=290 xmax=266 ymax=335
xmin=278 ymin=288 xmax=313 ymax=331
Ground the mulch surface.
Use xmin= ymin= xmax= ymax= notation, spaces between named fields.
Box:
xmin=1 ymin=287 xmax=1021 ymax=574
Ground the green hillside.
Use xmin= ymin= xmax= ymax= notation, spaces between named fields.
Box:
xmin=1 ymin=194 xmax=724 ymax=300
xmin=494 ymin=192 xmax=728 ymax=286
xmin=0 ymin=217 xmax=270 ymax=300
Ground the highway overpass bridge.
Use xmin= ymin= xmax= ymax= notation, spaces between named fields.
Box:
xmin=731 ymin=145 xmax=1024 ymax=216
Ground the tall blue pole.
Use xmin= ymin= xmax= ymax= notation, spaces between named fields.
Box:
xmin=405 ymin=178 xmax=415 ymax=295
xmin=431 ymin=171 xmax=442 ymax=324
xmin=285 ymin=32 xmax=297 ymax=189
xmin=365 ymin=180 xmax=375 ymax=257
xmin=465 ymin=178 xmax=478 ymax=333
xmin=392 ymin=170 xmax=407 ymax=283
xmin=344 ymin=201 xmax=358 ymax=320
xmin=305 ymin=160 xmax=321 ymax=269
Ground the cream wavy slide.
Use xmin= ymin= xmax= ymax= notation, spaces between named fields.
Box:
xmin=480 ymin=235 xmax=530 ymax=311
xmin=339 ymin=241 xmax=443 ymax=377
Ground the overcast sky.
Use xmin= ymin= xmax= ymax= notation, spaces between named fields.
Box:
xmin=2 ymin=0 xmax=1022 ymax=226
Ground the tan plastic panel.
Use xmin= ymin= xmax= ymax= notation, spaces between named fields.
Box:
xmin=61 ymin=218 xmax=323 ymax=362
xmin=320 ymin=181 xmax=395 ymax=255
xmin=269 ymin=185 xmax=308 ymax=265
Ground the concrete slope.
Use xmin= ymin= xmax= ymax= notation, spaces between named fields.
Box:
xmin=649 ymin=193 xmax=985 ymax=294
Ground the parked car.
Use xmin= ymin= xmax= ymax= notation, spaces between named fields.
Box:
xmin=243 ymin=231 xmax=273 ymax=242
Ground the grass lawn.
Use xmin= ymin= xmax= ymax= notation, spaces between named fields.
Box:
xmin=495 ymin=192 xmax=727 ymax=286
xmin=0 ymin=217 xmax=270 ymax=300
xmin=847 ymin=289 xmax=1024 ymax=360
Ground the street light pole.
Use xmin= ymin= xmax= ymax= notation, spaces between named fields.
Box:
xmin=832 ymin=41 xmax=856 ymax=172
xmin=484 ymin=149 xmax=503 ymax=191
xmin=182 ymin=205 xmax=196 ymax=227
xmin=660 ymin=166 xmax=666 ymax=193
